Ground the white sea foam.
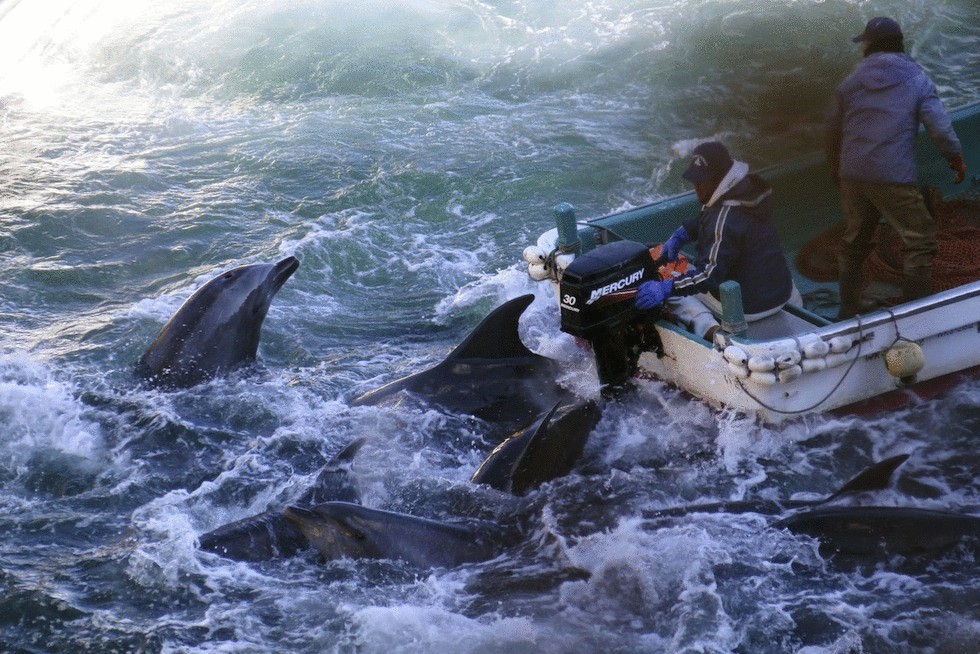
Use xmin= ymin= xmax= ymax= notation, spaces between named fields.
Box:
xmin=351 ymin=605 xmax=544 ymax=653
xmin=0 ymin=349 xmax=103 ymax=464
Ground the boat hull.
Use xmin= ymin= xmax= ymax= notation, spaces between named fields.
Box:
xmin=636 ymin=283 xmax=980 ymax=422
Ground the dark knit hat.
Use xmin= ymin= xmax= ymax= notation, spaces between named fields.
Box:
xmin=852 ymin=17 xmax=902 ymax=43
xmin=682 ymin=141 xmax=734 ymax=184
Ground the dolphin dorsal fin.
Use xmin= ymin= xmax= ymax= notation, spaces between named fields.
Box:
xmin=331 ymin=437 xmax=367 ymax=466
xmin=824 ymin=453 xmax=910 ymax=503
xmin=449 ymin=295 xmax=538 ymax=361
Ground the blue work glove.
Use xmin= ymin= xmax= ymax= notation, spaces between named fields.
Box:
xmin=662 ymin=226 xmax=690 ymax=262
xmin=635 ymin=278 xmax=674 ymax=310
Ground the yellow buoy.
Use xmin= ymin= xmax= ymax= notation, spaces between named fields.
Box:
xmin=884 ymin=339 xmax=925 ymax=385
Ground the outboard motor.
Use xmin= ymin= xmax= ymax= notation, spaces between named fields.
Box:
xmin=559 ymin=240 xmax=664 ymax=394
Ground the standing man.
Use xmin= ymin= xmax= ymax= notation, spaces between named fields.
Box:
xmin=825 ymin=16 xmax=967 ymax=319
xmin=635 ymin=141 xmax=798 ymax=341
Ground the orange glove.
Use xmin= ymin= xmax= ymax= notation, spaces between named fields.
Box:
xmin=948 ymin=153 xmax=967 ymax=184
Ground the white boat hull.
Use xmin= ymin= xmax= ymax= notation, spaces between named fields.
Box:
xmin=637 ymin=282 xmax=980 ymax=423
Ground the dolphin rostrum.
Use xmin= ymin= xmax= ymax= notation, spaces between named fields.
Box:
xmin=283 ymin=501 xmax=512 ymax=569
xmin=350 ymin=294 xmax=574 ymax=431
xmin=136 ymin=256 xmax=299 ymax=388
xmin=199 ymin=437 xmax=364 ymax=561
xmin=471 ymin=399 xmax=602 ymax=495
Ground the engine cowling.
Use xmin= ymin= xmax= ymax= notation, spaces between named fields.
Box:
xmin=559 ymin=240 xmax=663 ymax=393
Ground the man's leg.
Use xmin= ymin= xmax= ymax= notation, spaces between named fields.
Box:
xmin=837 ymin=181 xmax=880 ymax=319
xmin=665 ymin=294 xmax=719 ymax=340
xmin=865 ymin=184 xmax=936 ymax=302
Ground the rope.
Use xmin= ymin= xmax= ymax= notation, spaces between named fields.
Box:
xmin=735 ymin=316 xmax=866 ymax=416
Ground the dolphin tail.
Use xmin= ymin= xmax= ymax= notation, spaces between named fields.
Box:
xmin=449 ymin=295 xmax=539 ymax=361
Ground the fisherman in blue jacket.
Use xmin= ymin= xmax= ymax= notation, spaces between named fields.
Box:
xmin=634 ymin=141 xmax=798 ymax=341
xmin=825 ymin=16 xmax=966 ymax=319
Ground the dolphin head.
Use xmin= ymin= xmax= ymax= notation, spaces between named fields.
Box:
xmin=205 ymin=256 xmax=299 ymax=329
xmin=283 ymin=502 xmax=500 ymax=568
xmin=283 ymin=503 xmax=381 ymax=561
xmin=136 ymin=256 xmax=299 ymax=387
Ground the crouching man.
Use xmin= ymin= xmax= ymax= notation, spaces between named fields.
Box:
xmin=635 ymin=141 xmax=799 ymax=341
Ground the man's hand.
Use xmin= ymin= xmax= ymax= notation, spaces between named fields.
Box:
xmin=635 ymin=279 xmax=674 ymax=310
xmin=662 ymin=226 xmax=690 ymax=262
xmin=948 ymin=153 xmax=967 ymax=184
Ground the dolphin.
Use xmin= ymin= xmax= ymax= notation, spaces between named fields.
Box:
xmin=471 ymin=399 xmax=602 ymax=496
xmin=350 ymin=294 xmax=574 ymax=431
xmin=199 ymin=437 xmax=364 ymax=561
xmin=136 ymin=256 xmax=299 ymax=388
xmin=774 ymin=505 xmax=980 ymax=555
xmin=643 ymin=454 xmax=979 ymax=557
xmin=283 ymin=501 xmax=511 ymax=569
xmin=642 ymin=454 xmax=912 ymax=520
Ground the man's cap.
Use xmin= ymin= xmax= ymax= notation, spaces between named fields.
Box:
xmin=852 ymin=16 xmax=903 ymax=43
xmin=682 ymin=141 xmax=734 ymax=184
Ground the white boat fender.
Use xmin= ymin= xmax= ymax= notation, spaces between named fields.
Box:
xmin=523 ymin=245 xmax=546 ymax=264
xmin=750 ymin=371 xmax=778 ymax=386
xmin=824 ymin=352 xmax=850 ymax=369
xmin=801 ymin=357 xmax=827 ymax=373
xmin=778 ymin=365 xmax=803 ymax=383
xmin=829 ymin=336 xmax=854 ymax=353
xmin=802 ymin=339 xmax=830 ymax=358
xmin=528 ymin=262 xmax=550 ymax=281
xmin=775 ymin=350 xmax=802 ymax=369
xmin=727 ymin=362 xmax=750 ymax=379
xmin=738 ymin=338 xmax=799 ymax=358
xmin=748 ymin=355 xmax=776 ymax=372
xmin=885 ymin=339 xmax=925 ymax=382
xmin=723 ymin=345 xmax=749 ymax=366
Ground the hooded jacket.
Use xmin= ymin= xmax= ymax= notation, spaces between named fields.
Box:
xmin=825 ymin=52 xmax=961 ymax=184
xmin=672 ymin=163 xmax=793 ymax=315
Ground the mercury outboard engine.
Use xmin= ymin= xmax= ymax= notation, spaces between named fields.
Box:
xmin=559 ymin=240 xmax=664 ymax=394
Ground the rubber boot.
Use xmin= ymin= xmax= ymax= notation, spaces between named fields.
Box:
xmin=836 ymin=259 xmax=864 ymax=320
xmin=901 ymin=268 xmax=932 ymax=303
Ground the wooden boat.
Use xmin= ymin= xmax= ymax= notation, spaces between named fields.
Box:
xmin=522 ymin=101 xmax=980 ymax=423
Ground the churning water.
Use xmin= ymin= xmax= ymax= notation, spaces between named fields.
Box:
xmin=1 ymin=0 xmax=978 ymax=652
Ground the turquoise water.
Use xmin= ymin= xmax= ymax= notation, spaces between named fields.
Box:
xmin=1 ymin=1 xmax=978 ymax=652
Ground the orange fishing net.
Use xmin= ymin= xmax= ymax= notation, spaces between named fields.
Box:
xmin=795 ymin=187 xmax=980 ymax=292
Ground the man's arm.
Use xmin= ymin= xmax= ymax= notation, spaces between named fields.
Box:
xmin=824 ymin=92 xmax=844 ymax=184
xmin=672 ymin=207 xmax=739 ymax=298
xmin=918 ymin=79 xmax=963 ymax=170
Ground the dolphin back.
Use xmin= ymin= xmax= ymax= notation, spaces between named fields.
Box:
xmin=285 ymin=502 xmax=504 ymax=569
xmin=350 ymin=294 xmax=572 ymax=430
xmin=472 ymin=399 xmax=601 ymax=495
xmin=199 ymin=436 xmax=363 ymax=561
xmin=777 ymin=506 xmax=980 ymax=555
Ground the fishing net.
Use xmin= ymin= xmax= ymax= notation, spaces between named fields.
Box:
xmin=795 ymin=186 xmax=980 ymax=292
